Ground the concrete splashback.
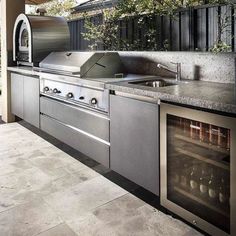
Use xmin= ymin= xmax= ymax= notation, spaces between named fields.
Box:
xmin=118 ymin=51 xmax=236 ymax=84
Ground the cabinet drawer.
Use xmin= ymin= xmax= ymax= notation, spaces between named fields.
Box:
xmin=40 ymin=97 xmax=109 ymax=142
xmin=41 ymin=114 xmax=110 ymax=168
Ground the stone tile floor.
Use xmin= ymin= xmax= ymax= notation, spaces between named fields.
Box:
xmin=0 ymin=121 xmax=203 ymax=236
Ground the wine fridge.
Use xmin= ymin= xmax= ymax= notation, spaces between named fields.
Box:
xmin=160 ymin=102 xmax=236 ymax=236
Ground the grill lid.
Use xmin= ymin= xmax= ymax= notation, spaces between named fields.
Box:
xmin=39 ymin=51 xmax=124 ymax=78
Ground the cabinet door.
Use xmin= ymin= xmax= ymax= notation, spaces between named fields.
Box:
xmin=110 ymin=95 xmax=159 ymax=195
xmin=23 ymin=75 xmax=40 ymax=128
xmin=11 ymin=73 xmax=24 ymax=118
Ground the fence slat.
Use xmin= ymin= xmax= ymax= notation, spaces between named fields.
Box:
xmin=68 ymin=3 xmax=235 ymax=52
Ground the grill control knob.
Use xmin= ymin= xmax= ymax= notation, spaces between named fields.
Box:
xmin=53 ymin=88 xmax=61 ymax=94
xmin=91 ymin=98 xmax=97 ymax=105
xmin=44 ymin=86 xmax=49 ymax=92
xmin=67 ymin=92 xmax=74 ymax=99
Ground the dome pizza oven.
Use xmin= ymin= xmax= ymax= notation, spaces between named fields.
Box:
xmin=13 ymin=13 xmax=70 ymax=66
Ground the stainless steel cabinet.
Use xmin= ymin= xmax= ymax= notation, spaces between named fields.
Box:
xmin=40 ymin=96 xmax=110 ymax=167
xmin=11 ymin=73 xmax=39 ymax=128
xmin=110 ymin=94 xmax=159 ymax=195
xmin=11 ymin=73 xmax=24 ymax=118
xmin=23 ymin=75 xmax=40 ymax=127
xmin=160 ymin=102 xmax=236 ymax=236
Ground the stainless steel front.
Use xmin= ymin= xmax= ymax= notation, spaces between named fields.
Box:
xmin=40 ymin=77 xmax=109 ymax=112
xmin=110 ymin=95 xmax=159 ymax=195
xmin=114 ymin=91 xmax=157 ymax=103
xmin=39 ymin=71 xmax=106 ymax=89
xmin=40 ymin=97 xmax=110 ymax=142
xmin=13 ymin=14 xmax=70 ymax=65
xmin=160 ymin=102 xmax=236 ymax=236
xmin=40 ymin=114 xmax=110 ymax=168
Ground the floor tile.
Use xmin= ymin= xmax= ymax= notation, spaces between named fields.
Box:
xmin=67 ymin=212 xmax=118 ymax=236
xmin=0 ymin=167 xmax=53 ymax=212
xmin=0 ymin=122 xmax=203 ymax=236
xmin=37 ymin=223 xmax=77 ymax=236
xmin=67 ymin=194 xmax=202 ymax=236
xmin=44 ymin=176 xmax=127 ymax=221
xmin=0 ymin=198 xmax=62 ymax=236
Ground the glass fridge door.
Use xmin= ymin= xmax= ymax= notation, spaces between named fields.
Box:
xmin=167 ymin=114 xmax=230 ymax=233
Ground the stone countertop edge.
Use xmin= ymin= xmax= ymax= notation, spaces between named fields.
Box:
xmin=106 ymin=82 xmax=236 ymax=116
xmin=7 ymin=66 xmax=236 ymax=115
xmin=8 ymin=66 xmax=40 ymax=77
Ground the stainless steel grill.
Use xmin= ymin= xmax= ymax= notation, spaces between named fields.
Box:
xmin=39 ymin=51 xmax=125 ymax=167
xmin=39 ymin=51 xmax=124 ymax=78
xmin=39 ymin=51 xmax=124 ymax=113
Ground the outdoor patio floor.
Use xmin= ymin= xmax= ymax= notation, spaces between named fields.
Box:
xmin=0 ymin=121 xmax=202 ymax=236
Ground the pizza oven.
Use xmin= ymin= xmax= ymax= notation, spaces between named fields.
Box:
xmin=13 ymin=13 xmax=70 ymax=66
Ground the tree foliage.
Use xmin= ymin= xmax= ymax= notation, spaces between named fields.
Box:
xmin=27 ymin=0 xmax=77 ymax=19
xmin=83 ymin=0 xmax=234 ymax=51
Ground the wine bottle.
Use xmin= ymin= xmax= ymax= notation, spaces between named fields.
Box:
xmin=180 ymin=159 xmax=190 ymax=189
xmin=210 ymin=126 xmax=219 ymax=146
xmin=190 ymin=121 xmax=200 ymax=140
xmin=208 ymin=168 xmax=218 ymax=204
xmin=190 ymin=164 xmax=199 ymax=195
xmin=199 ymin=165 xmax=209 ymax=198
xmin=170 ymin=158 xmax=180 ymax=185
xmin=219 ymin=127 xmax=228 ymax=149
xmin=200 ymin=122 xmax=209 ymax=143
xmin=219 ymin=174 xmax=230 ymax=207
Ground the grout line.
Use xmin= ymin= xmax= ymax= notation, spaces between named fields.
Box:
xmin=34 ymin=223 xmax=65 ymax=236
xmin=91 ymin=192 xmax=129 ymax=212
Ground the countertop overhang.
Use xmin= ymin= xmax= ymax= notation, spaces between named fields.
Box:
xmin=106 ymin=79 xmax=236 ymax=116
xmin=8 ymin=66 xmax=236 ymax=115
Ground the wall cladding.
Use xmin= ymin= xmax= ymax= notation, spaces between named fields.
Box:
xmin=68 ymin=4 xmax=236 ymax=52
xmin=118 ymin=51 xmax=235 ymax=84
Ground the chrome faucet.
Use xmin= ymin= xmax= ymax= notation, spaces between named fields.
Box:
xmin=157 ymin=62 xmax=181 ymax=81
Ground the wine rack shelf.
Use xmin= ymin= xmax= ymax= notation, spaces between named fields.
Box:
xmin=175 ymin=134 xmax=229 ymax=155
xmin=176 ymin=147 xmax=230 ymax=171
xmin=174 ymin=186 xmax=229 ymax=218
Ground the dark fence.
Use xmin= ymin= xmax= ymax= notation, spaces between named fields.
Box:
xmin=68 ymin=4 xmax=236 ymax=52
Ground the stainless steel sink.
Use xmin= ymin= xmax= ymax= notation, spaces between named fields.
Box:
xmin=129 ymin=79 xmax=189 ymax=88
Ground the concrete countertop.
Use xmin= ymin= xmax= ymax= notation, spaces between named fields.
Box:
xmin=106 ymin=78 xmax=236 ymax=115
xmin=8 ymin=66 xmax=236 ymax=115
xmin=8 ymin=66 xmax=40 ymax=77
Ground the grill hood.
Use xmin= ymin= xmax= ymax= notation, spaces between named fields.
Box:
xmin=39 ymin=51 xmax=124 ymax=78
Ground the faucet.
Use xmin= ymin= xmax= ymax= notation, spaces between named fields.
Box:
xmin=157 ymin=62 xmax=181 ymax=81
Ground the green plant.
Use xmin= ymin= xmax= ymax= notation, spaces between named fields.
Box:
xmin=83 ymin=0 xmax=234 ymax=51
xmin=27 ymin=0 xmax=77 ymax=19
xmin=83 ymin=0 xmax=177 ymax=51
xmin=210 ymin=41 xmax=232 ymax=53
xmin=209 ymin=3 xmax=235 ymax=53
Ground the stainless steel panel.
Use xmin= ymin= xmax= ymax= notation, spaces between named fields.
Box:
xmin=160 ymin=102 xmax=236 ymax=236
xmin=110 ymin=95 xmax=159 ymax=195
xmin=40 ymin=97 xmax=109 ymax=142
xmin=40 ymin=114 xmax=110 ymax=168
xmin=39 ymin=51 xmax=123 ymax=78
xmin=24 ymin=75 xmax=40 ymax=128
xmin=11 ymin=73 xmax=24 ymax=118
xmin=40 ymin=78 xmax=109 ymax=112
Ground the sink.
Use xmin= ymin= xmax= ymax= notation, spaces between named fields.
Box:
xmin=129 ymin=79 xmax=189 ymax=88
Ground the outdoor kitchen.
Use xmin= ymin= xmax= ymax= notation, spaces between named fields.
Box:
xmin=0 ymin=0 xmax=236 ymax=236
